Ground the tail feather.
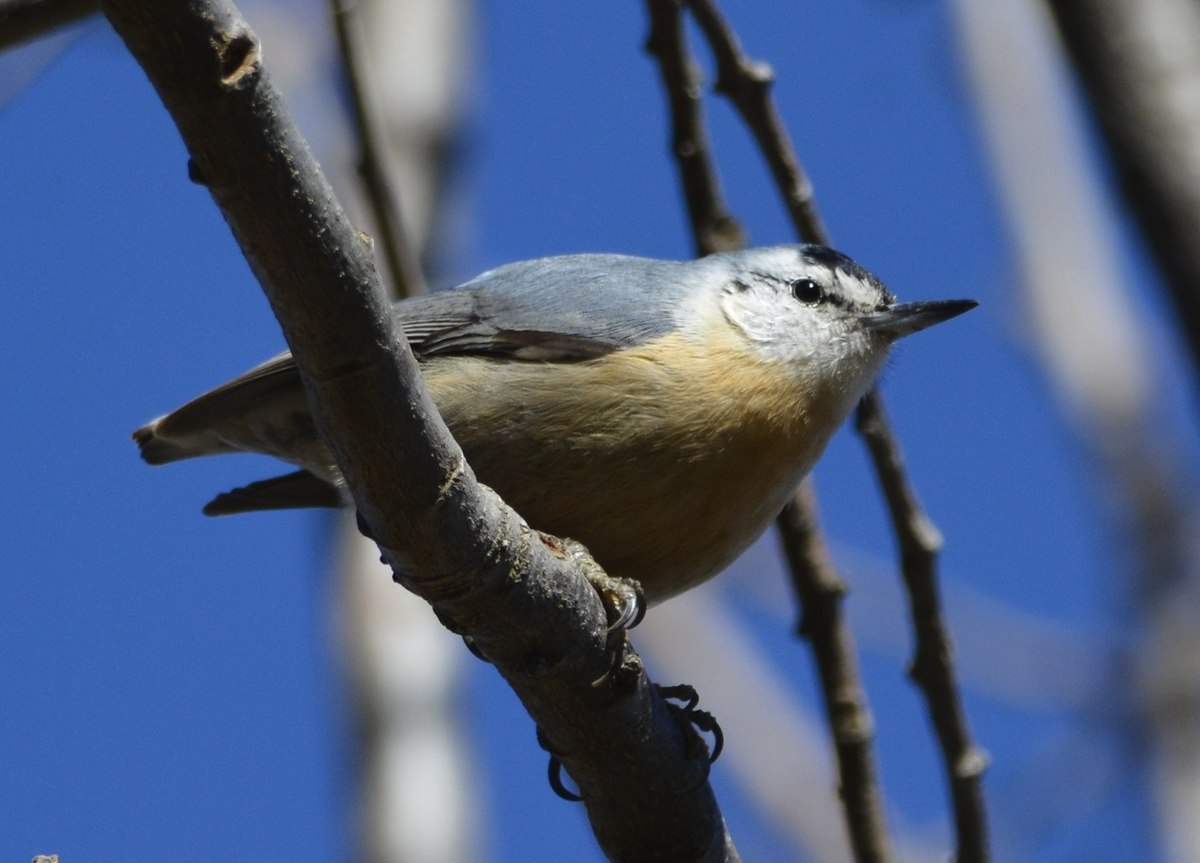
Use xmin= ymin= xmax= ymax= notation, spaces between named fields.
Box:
xmin=203 ymin=470 xmax=344 ymax=516
xmin=133 ymin=421 xmax=196 ymax=465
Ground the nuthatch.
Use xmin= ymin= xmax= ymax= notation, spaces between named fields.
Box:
xmin=135 ymin=245 xmax=974 ymax=605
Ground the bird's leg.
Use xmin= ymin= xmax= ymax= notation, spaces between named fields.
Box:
xmin=535 ymin=533 xmax=645 ymax=688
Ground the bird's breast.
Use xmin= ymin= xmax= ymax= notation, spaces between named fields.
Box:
xmin=423 ymin=329 xmax=854 ymax=603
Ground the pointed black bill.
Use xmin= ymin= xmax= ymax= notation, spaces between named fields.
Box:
xmin=859 ymin=299 xmax=978 ymax=338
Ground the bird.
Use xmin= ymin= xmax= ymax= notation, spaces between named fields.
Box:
xmin=134 ymin=245 xmax=975 ymax=605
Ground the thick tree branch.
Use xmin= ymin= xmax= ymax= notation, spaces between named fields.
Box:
xmin=644 ymin=2 xmax=894 ymax=861
xmin=0 ymin=0 xmax=96 ymax=49
xmin=1045 ymin=0 xmax=1200 ymax=406
xmin=101 ymin=1 xmax=736 ymax=859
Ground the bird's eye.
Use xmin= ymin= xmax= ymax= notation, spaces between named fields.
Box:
xmin=791 ymin=277 xmax=823 ymax=304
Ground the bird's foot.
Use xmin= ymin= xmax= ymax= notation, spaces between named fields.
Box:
xmin=539 ymin=533 xmax=645 ymax=633
xmin=537 ymin=532 xmax=646 ymax=688
xmin=658 ymin=683 xmax=724 ymax=788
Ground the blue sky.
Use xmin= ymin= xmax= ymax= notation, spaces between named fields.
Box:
xmin=1 ymin=2 xmax=1185 ymax=860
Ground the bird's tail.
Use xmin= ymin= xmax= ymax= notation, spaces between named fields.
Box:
xmin=132 ymin=419 xmax=197 ymax=465
xmin=203 ymin=470 xmax=344 ymax=516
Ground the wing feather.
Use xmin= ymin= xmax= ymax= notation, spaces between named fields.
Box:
xmin=155 ymin=253 xmax=696 ymax=431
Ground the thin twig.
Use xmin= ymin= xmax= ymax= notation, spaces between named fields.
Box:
xmin=327 ymin=3 xmax=461 ymax=861
xmin=644 ymin=2 xmax=895 ymax=860
xmin=684 ymin=0 xmax=826 ymax=245
xmin=855 ymin=393 xmax=990 ymax=863
xmin=644 ymin=0 xmax=745 ymax=256
xmin=0 ymin=0 xmax=96 ymax=50
xmin=102 ymin=1 xmax=737 ymax=858
xmin=682 ymin=1 xmax=990 ymax=860
xmin=778 ymin=483 xmax=896 ymax=863
xmin=328 ymin=0 xmax=427 ymax=298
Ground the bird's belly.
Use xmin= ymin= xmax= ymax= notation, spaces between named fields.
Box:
xmin=462 ymin=430 xmax=815 ymax=604
xmin=426 ymin=348 xmax=838 ymax=604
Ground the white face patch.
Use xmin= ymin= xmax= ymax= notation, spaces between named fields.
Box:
xmin=703 ymin=246 xmax=896 ymax=391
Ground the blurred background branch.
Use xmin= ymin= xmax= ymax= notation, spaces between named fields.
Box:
xmin=321 ymin=1 xmax=470 ymax=861
xmin=0 ymin=0 xmax=95 ymax=50
xmin=1044 ymin=0 xmax=1200 ymax=407
xmin=326 ymin=0 xmax=428 ymax=300
xmin=956 ymin=0 xmax=1200 ymax=860
xmin=657 ymin=2 xmax=990 ymax=859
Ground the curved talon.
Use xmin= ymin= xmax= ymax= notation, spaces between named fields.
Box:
xmin=658 ymin=683 xmax=700 ymax=712
xmin=561 ymin=537 xmax=646 ymax=634
xmin=590 ymin=631 xmax=624 ymax=687
xmin=602 ymin=581 xmax=646 ymax=633
xmin=547 ymin=755 xmax=583 ymax=802
xmin=690 ymin=707 xmax=724 ymax=763
xmin=658 ymin=683 xmax=725 ymax=768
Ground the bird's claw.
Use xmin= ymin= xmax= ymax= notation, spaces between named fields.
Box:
xmin=537 ymin=725 xmax=584 ymax=802
xmin=546 ymin=754 xmax=583 ymax=802
xmin=540 ymin=533 xmax=646 ymax=634
xmin=572 ymin=545 xmax=645 ymax=633
xmin=587 ymin=575 xmax=644 ymax=687
xmin=538 ymin=686 xmax=725 ymax=802
xmin=658 ymin=683 xmax=725 ymax=777
xmin=595 ymin=577 xmax=646 ymax=634
xmin=588 ymin=580 xmax=644 ymax=688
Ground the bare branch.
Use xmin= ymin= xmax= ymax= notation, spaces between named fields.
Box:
xmin=683 ymin=0 xmax=826 ymax=245
xmin=100 ymin=1 xmax=737 ymax=858
xmin=0 ymin=0 xmax=96 ymax=50
xmin=644 ymin=1 xmax=894 ymax=860
xmin=327 ymin=0 xmax=428 ymax=298
xmin=856 ymin=393 xmax=990 ymax=863
xmin=643 ymin=0 xmax=745 ymax=255
xmin=778 ymin=484 xmax=895 ymax=863
xmin=681 ymin=1 xmax=990 ymax=859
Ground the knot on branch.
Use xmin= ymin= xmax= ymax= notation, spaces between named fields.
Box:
xmin=910 ymin=514 xmax=945 ymax=555
xmin=435 ymin=454 xmax=468 ymax=507
xmin=216 ymin=27 xmax=260 ymax=90
xmin=713 ymin=58 xmax=774 ymax=99
xmin=954 ymin=746 xmax=991 ymax=780
xmin=829 ymin=699 xmax=875 ymax=745
xmin=908 ymin=641 xmax=953 ymax=692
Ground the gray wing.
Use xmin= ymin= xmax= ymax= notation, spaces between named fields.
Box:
xmin=142 ymin=253 xmax=697 ymax=442
xmin=396 ymin=253 xmax=692 ymax=360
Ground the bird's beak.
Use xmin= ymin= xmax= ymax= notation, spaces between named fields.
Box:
xmin=858 ymin=299 xmax=978 ymax=338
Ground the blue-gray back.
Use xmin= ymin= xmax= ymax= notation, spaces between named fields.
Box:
xmin=396 ymin=254 xmax=698 ymax=361
xmin=161 ymin=253 xmax=712 ymax=430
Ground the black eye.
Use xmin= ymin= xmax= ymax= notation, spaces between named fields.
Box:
xmin=791 ymin=277 xmax=823 ymax=304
